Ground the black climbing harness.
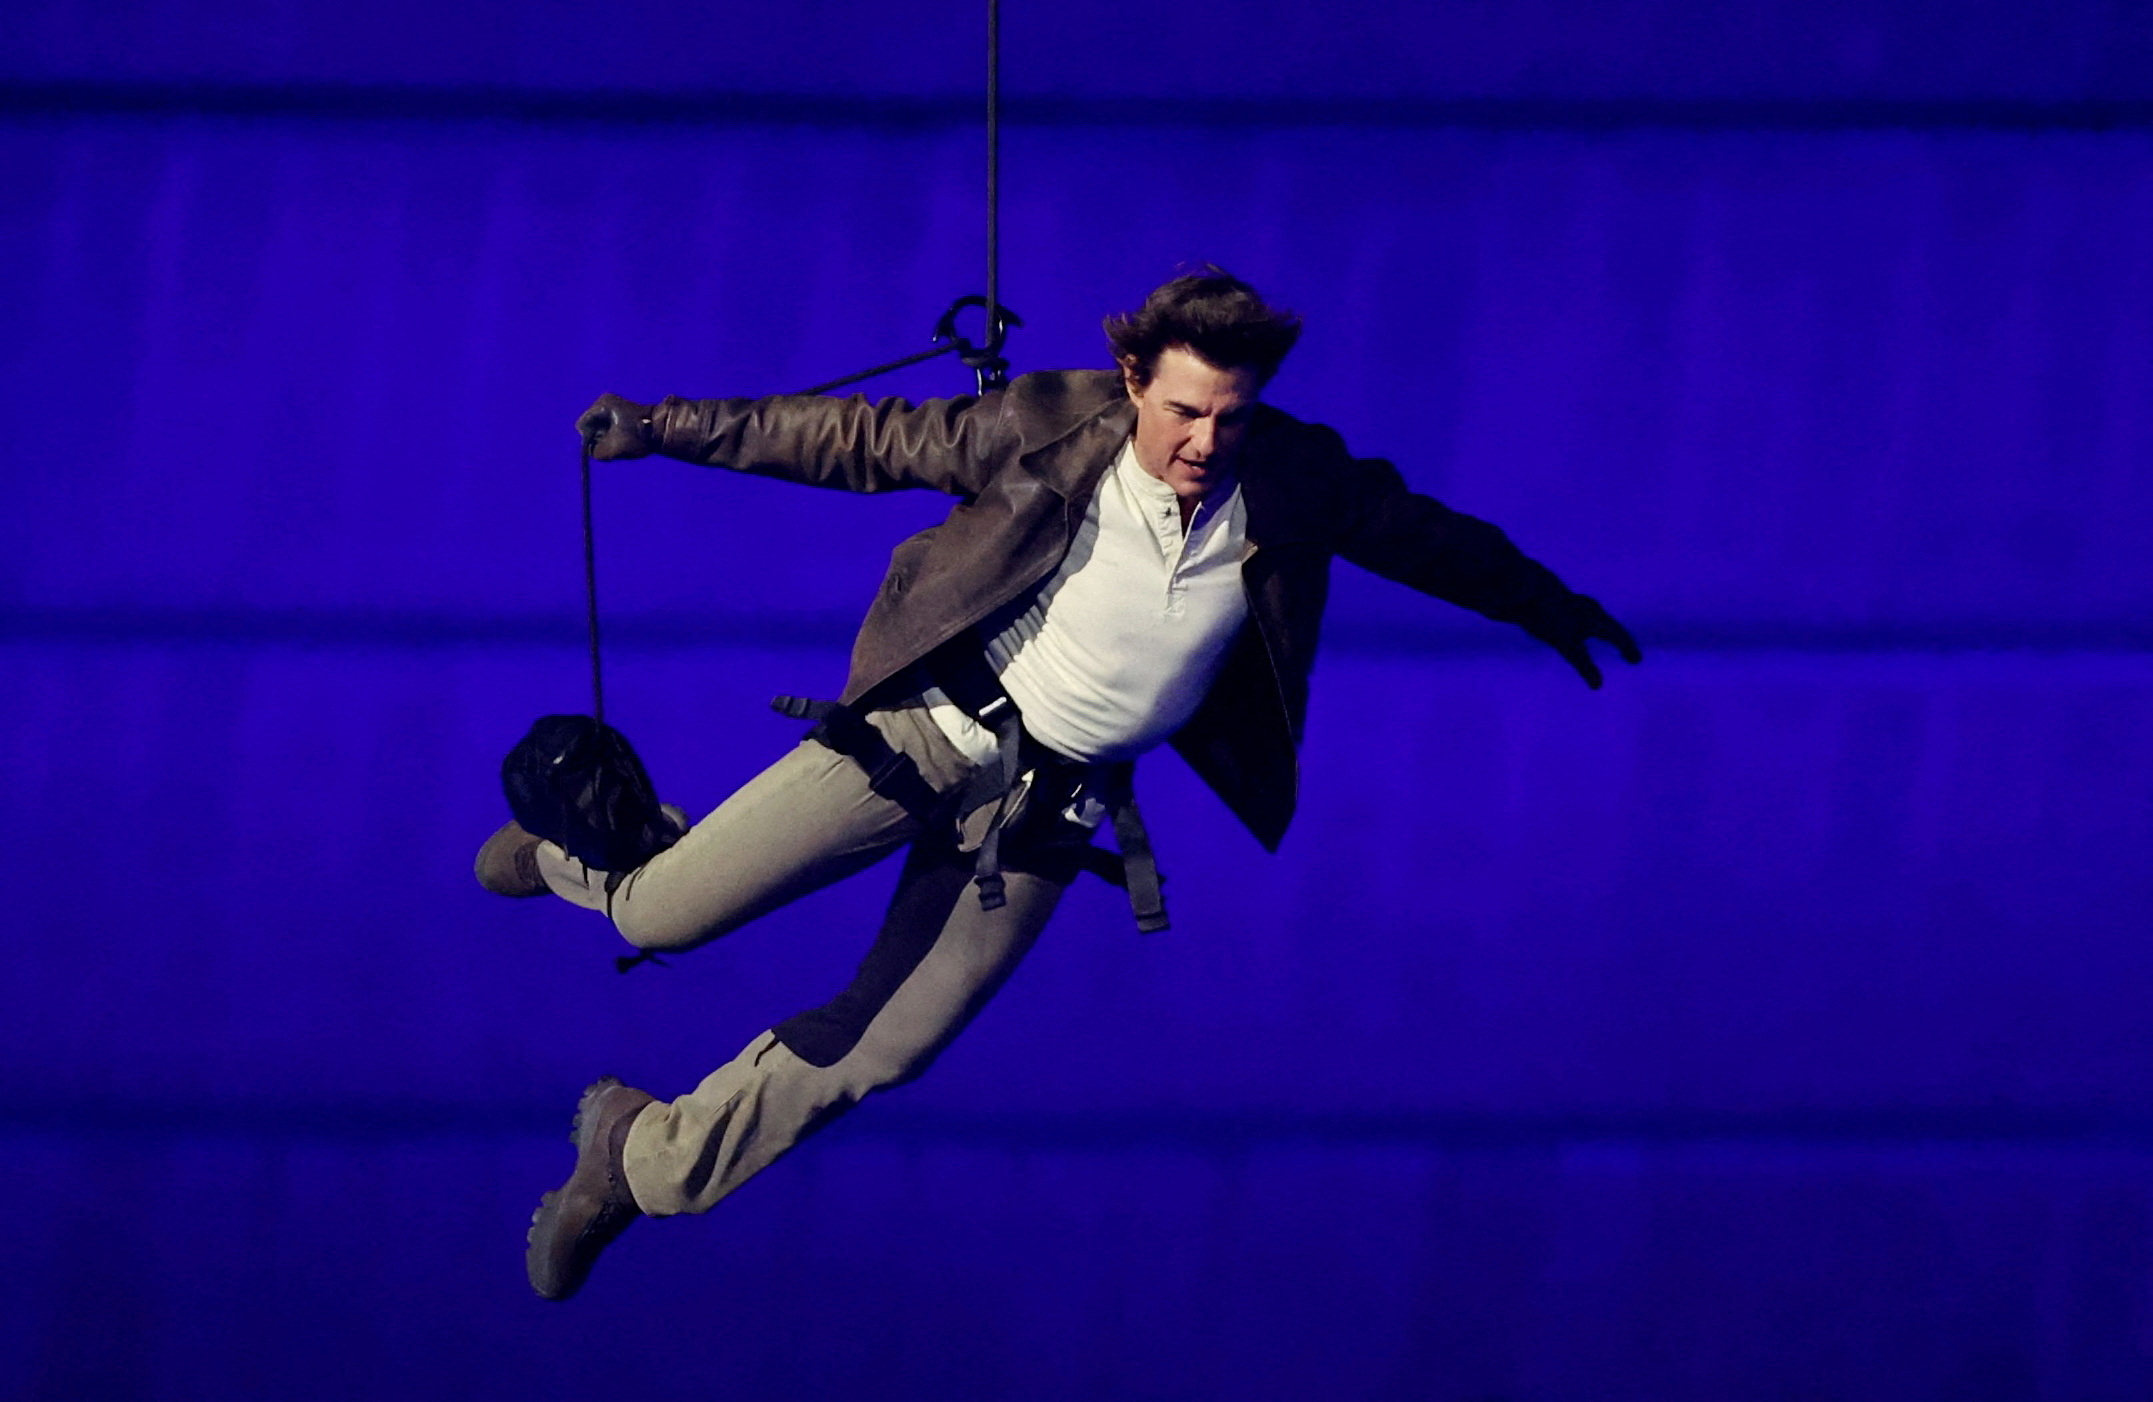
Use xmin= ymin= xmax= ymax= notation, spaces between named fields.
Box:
xmin=772 ymin=635 xmax=1171 ymax=935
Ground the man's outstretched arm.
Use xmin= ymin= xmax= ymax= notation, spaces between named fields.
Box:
xmin=1323 ymin=438 xmax=1642 ymax=689
xmin=575 ymin=389 xmax=1011 ymax=498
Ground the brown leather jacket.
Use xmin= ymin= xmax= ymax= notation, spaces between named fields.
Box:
xmin=653 ymin=369 xmax=1580 ymax=850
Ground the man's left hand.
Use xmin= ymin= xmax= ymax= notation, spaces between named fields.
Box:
xmin=1527 ymin=594 xmax=1643 ymax=690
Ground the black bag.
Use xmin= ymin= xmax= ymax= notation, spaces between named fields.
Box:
xmin=500 ymin=714 xmax=683 ymax=873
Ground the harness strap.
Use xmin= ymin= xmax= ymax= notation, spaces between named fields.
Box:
xmin=1097 ymin=763 xmax=1168 ymax=933
xmin=967 ymin=694 xmax=1024 ymax=911
xmin=927 ymin=642 xmax=1025 ymax=909
xmin=774 ymin=652 xmax=1172 ymax=934
xmin=926 ymin=643 xmax=1171 ymax=933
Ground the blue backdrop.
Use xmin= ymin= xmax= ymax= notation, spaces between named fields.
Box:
xmin=5 ymin=3 xmax=2152 ymax=1398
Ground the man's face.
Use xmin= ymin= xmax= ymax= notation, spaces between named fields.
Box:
xmin=1123 ymin=344 xmax=1262 ymax=505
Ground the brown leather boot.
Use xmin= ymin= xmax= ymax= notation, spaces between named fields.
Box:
xmin=473 ymin=820 xmax=547 ymax=897
xmin=526 ymin=1076 xmax=656 ymax=1300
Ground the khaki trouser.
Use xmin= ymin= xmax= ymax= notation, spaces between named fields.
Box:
xmin=535 ymin=705 xmax=1082 ymax=1217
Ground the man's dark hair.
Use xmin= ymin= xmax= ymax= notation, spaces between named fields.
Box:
xmin=1104 ymin=267 xmax=1302 ymax=388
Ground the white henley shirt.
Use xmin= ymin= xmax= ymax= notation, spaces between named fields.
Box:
xmin=927 ymin=436 xmax=1250 ymax=767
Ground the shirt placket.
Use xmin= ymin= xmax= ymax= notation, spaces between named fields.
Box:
xmin=1160 ymin=497 xmax=1208 ymax=618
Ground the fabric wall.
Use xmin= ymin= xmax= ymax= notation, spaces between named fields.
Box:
xmin=8 ymin=0 xmax=2152 ymax=103
xmin=4 ymin=13 xmax=2152 ymax=1397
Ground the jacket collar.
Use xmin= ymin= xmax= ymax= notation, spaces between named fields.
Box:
xmin=1015 ymin=374 xmax=1136 ymax=500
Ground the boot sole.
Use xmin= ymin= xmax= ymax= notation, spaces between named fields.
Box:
xmin=526 ymin=1076 xmax=639 ymax=1300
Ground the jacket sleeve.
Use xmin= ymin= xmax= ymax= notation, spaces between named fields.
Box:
xmin=1319 ymin=431 xmax=1578 ymax=629
xmin=651 ymin=389 xmax=1011 ymax=497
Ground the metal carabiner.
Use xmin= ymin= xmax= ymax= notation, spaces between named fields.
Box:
xmin=934 ymin=295 xmax=1023 ymax=394
xmin=792 ymin=294 xmax=1022 ymax=398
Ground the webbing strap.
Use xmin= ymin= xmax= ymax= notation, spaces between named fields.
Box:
xmin=775 ymin=670 xmax=1171 ymax=933
xmin=1107 ymin=787 xmax=1169 ymax=933
xmin=969 ymin=703 xmax=1024 ymax=911
xmin=926 ymin=645 xmax=1171 ymax=933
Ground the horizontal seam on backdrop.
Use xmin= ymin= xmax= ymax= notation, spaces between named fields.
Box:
xmin=5 ymin=82 xmax=2153 ymax=132
xmin=6 ymin=608 xmax=2153 ymax=658
xmin=12 ymin=1100 xmax=2153 ymax=1150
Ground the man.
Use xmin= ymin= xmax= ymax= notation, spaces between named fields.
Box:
xmin=476 ymin=269 xmax=1640 ymax=1300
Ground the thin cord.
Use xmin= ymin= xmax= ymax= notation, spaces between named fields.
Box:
xmin=580 ymin=436 xmax=605 ymax=725
xmin=795 ymin=340 xmax=961 ymax=397
xmin=986 ymin=0 xmax=999 ymax=356
xmin=581 ymin=5 xmax=1001 ymax=734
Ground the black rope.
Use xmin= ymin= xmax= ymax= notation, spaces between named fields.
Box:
xmin=582 ymin=2 xmax=1009 ymax=724
xmin=580 ymin=1 xmax=1008 ymax=718
xmin=793 ymin=0 xmax=1013 ymax=399
xmin=580 ymin=434 xmax=605 ymax=725
xmin=559 ymin=1 xmax=1011 ymax=979
xmin=986 ymin=0 xmax=999 ymax=366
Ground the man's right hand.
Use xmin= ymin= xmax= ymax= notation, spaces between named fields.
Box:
xmin=576 ymin=394 xmax=658 ymax=460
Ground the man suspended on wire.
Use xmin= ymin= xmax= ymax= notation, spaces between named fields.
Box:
xmin=475 ymin=267 xmax=1641 ymax=1300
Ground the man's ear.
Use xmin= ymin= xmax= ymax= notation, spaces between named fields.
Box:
xmin=1118 ymin=355 xmax=1145 ymax=401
